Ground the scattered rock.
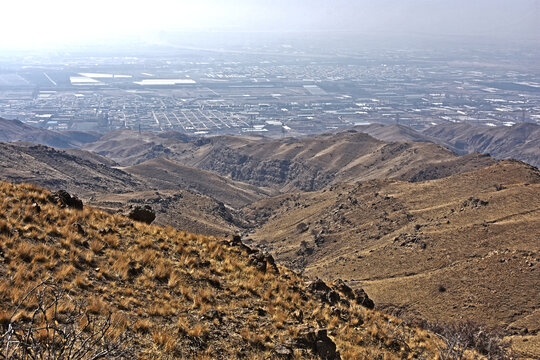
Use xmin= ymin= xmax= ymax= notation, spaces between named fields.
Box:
xmin=72 ymin=223 xmax=85 ymax=235
xmin=230 ymin=234 xmax=243 ymax=245
xmin=297 ymin=222 xmax=309 ymax=233
xmin=264 ymin=252 xmax=278 ymax=273
xmin=353 ymin=288 xmax=374 ymax=309
xmin=227 ymin=234 xmax=258 ymax=254
xmin=307 ymin=279 xmax=331 ymax=293
xmin=127 ymin=205 xmax=156 ymax=224
xmin=295 ymin=327 xmax=341 ymax=360
xmin=328 ymin=290 xmax=341 ymax=305
xmin=461 ymin=197 xmax=489 ymax=209
xmin=274 ymin=344 xmax=293 ymax=359
xmin=307 ymin=279 xmax=341 ymax=305
xmin=248 ymin=251 xmax=278 ymax=273
xmin=256 ymin=308 xmax=267 ymax=317
xmin=334 ymin=279 xmax=354 ymax=299
xmin=49 ymin=190 xmax=83 ymax=210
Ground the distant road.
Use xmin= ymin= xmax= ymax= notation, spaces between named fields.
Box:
xmin=43 ymin=72 xmax=57 ymax=86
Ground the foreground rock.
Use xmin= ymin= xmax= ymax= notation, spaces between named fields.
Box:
xmin=295 ymin=327 xmax=341 ymax=360
xmin=48 ymin=190 xmax=83 ymax=210
xmin=126 ymin=205 xmax=156 ymax=224
xmin=307 ymin=278 xmax=374 ymax=309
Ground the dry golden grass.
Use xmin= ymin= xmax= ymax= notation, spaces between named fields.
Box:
xmin=0 ymin=181 xmax=483 ymax=359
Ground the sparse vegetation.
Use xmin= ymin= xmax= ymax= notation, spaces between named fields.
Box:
xmin=0 ymin=280 xmax=132 ymax=359
xmin=0 ymin=181 xmax=484 ymax=359
xmin=421 ymin=320 xmax=513 ymax=360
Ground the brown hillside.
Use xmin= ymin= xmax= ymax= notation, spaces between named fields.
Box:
xmin=123 ymin=157 xmax=276 ymax=208
xmin=0 ymin=143 xmax=251 ymax=236
xmin=89 ymin=190 xmax=243 ymax=237
xmin=0 ymin=142 xmax=144 ymax=196
xmin=348 ymin=124 xmax=459 ymax=154
xmin=245 ymin=161 xmax=540 ymax=357
xmin=0 ymin=181 xmax=469 ymax=359
xmin=0 ymin=117 xmax=100 ymax=148
xmin=423 ymin=123 xmax=540 ymax=168
xmin=84 ymin=130 xmax=496 ymax=192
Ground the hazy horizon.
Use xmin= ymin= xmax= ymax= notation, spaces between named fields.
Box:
xmin=1 ymin=0 xmax=539 ymax=51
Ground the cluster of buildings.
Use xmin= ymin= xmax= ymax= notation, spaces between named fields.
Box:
xmin=0 ymin=49 xmax=538 ymax=136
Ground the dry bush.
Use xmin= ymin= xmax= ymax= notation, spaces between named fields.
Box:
xmin=0 ymin=280 xmax=132 ymax=359
xmin=421 ymin=320 xmax=513 ymax=360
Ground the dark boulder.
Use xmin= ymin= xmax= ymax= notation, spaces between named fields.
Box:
xmin=353 ymin=288 xmax=374 ymax=309
xmin=334 ymin=279 xmax=354 ymax=300
xmin=307 ymin=279 xmax=331 ymax=293
xmin=307 ymin=279 xmax=341 ymax=305
xmin=249 ymin=251 xmax=279 ymax=273
xmin=295 ymin=327 xmax=341 ymax=360
xmin=49 ymin=190 xmax=83 ymax=210
xmin=127 ymin=205 xmax=156 ymax=224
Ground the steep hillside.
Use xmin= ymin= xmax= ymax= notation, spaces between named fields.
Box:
xmin=0 ymin=143 xmax=250 ymax=236
xmin=349 ymin=124 xmax=459 ymax=153
xmin=89 ymin=190 xmax=243 ymax=237
xmin=0 ymin=181 xmax=469 ymax=359
xmin=244 ymin=161 xmax=540 ymax=357
xmin=424 ymin=123 xmax=540 ymax=167
xmin=84 ymin=130 xmax=496 ymax=192
xmin=83 ymin=129 xmax=194 ymax=165
xmin=123 ymin=157 xmax=276 ymax=208
xmin=0 ymin=142 xmax=144 ymax=196
xmin=0 ymin=117 xmax=100 ymax=148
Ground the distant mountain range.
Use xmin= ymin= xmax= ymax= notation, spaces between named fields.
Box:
xmin=353 ymin=122 xmax=540 ymax=168
xmin=82 ymin=128 xmax=496 ymax=192
xmin=0 ymin=117 xmax=100 ymax=148
xmin=2 ymin=116 xmax=537 ymax=167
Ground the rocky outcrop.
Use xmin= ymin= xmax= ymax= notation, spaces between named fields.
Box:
xmin=126 ymin=205 xmax=156 ymax=224
xmin=352 ymin=288 xmax=375 ymax=309
xmin=307 ymin=278 xmax=374 ymax=309
xmin=49 ymin=190 xmax=83 ymax=210
xmin=198 ymin=147 xmax=330 ymax=191
xmin=249 ymin=251 xmax=278 ymax=273
xmin=226 ymin=235 xmax=279 ymax=273
xmin=295 ymin=327 xmax=341 ymax=360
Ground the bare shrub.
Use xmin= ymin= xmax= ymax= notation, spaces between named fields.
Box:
xmin=0 ymin=280 xmax=133 ymax=359
xmin=425 ymin=320 xmax=513 ymax=360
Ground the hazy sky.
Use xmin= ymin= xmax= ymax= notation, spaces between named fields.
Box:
xmin=0 ymin=0 xmax=538 ymax=50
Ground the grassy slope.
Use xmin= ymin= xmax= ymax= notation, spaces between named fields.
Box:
xmin=0 ymin=181 xmax=468 ymax=359
xmin=246 ymin=161 xmax=540 ymax=358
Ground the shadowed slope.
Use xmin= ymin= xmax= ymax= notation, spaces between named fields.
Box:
xmin=124 ymin=157 xmax=276 ymax=208
xmin=84 ymin=130 xmax=496 ymax=192
xmin=424 ymin=122 xmax=540 ymax=167
xmin=0 ymin=117 xmax=100 ymax=147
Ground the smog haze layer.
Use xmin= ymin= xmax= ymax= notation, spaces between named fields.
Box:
xmin=1 ymin=0 xmax=539 ymax=51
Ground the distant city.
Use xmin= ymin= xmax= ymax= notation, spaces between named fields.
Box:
xmin=1 ymin=43 xmax=539 ymax=137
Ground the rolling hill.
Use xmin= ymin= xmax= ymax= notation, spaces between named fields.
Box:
xmin=243 ymin=160 xmax=540 ymax=358
xmin=0 ymin=142 xmax=247 ymax=236
xmin=83 ymin=130 xmax=496 ymax=192
xmin=0 ymin=142 xmax=144 ymax=196
xmin=0 ymin=181 xmax=477 ymax=359
xmin=0 ymin=117 xmax=100 ymax=148
xmin=123 ymin=157 xmax=276 ymax=208
xmin=423 ymin=122 xmax=540 ymax=168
